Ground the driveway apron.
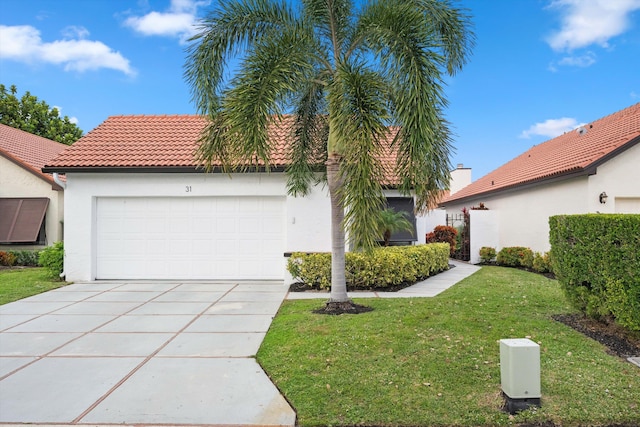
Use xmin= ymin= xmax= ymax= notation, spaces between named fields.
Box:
xmin=0 ymin=281 xmax=296 ymax=426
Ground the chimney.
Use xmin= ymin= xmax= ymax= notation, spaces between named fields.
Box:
xmin=449 ymin=164 xmax=472 ymax=195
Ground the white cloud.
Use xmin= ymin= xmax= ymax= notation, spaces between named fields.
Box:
xmin=519 ymin=117 xmax=586 ymax=139
xmin=0 ymin=25 xmax=135 ymax=76
xmin=52 ymin=105 xmax=79 ymax=125
xmin=124 ymin=0 xmax=210 ymax=43
xmin=547 ymin=0 xmax=640 ymax=51
xmin=61 ymin=25 xmax=90 ymax=40
xmin=557 ymin=51 xmax=597 ymax=67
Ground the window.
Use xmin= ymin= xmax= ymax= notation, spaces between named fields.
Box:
xmin=386 ymin=197 xmax=417 ymax=244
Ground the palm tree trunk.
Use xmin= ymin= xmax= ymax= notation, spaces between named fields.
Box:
xmin=326 ymin=153 xmax=350 ymax=303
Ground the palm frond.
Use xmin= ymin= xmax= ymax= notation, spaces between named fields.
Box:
xmin=329 ymin=61 xmax=390 ymax=250
xmin=409 ymin=0 xmax=475 ymax=74
xmin=286 ymin=78 xmax=329 ymax=196
xmin=303 ymin=0 xmax=354 ymax=57
xmin=194 ymin=9 xmax=316 ymax=170
xmin=354 ymin=0 xmax=472 ymax=212
xmin=184 ymin=0 xmax=297 ymax=114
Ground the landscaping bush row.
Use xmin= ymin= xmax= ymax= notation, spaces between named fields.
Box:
xmin=0 ymin=250 xmax=40 ymax=267
xmin=549 ymin=214 xmax=640 ymax=331
xmin=479 ymin=246 xmax=553 ymax=274
xmin=287 ymin=243 xmax=450 ymax=290
xmin=0 ymin=243 xmax=64 ymax=280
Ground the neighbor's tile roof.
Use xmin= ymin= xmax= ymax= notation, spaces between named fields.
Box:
xmin=441 ymin=102 xmax=640 ymax=204
xmin=0 ymin=124 xmax=68 ymax=187
xmin=44 ymin=114 xmax=402 ymax=185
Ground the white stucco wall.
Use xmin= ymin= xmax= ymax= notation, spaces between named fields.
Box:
xmin=587 ymin=143 xmax=640 ymax=213
xmin=469 ymin=210 xmax=499 ymax=264
xmin=441 ymin=143 xmax=640 ymax=256
xmin=442 ymin=177 xmax=588 ymax=255
xmin=63 ymin=172 xmax=334 ymax=281
xmin=422 ymin=209 xmax=447 ymax=237
xmin=0 ymin=156 xmax=64 ymax=249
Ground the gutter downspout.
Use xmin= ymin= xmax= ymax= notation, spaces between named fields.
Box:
xmin=52 ymin=173 xmax=66 ymax=279
xmin=53 ymin=173 xmax=66 ymax=189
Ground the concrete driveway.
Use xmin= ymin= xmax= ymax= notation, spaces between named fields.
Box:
xmin=0 ymin=281 xmax=296 ymax=426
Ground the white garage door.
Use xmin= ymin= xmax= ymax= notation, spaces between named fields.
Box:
xmin=96 ymin=197 xmax=285 ymax=280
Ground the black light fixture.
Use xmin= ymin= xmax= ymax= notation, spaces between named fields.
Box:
xmin=599 ymin=192 xmax=608 ymax=204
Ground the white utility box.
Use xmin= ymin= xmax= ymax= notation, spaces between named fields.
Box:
xmin=499 ymin=338 xmax=541 ymax=399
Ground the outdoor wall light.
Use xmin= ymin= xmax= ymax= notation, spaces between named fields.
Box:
xmin=599 ymin=192 xmax=608 ymax=204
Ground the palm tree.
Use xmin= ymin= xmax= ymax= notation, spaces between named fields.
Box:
xmin=185 ymin=0 xmax=473 ymax=311
xmin=376 ymin=208 xmax=414 ymax=247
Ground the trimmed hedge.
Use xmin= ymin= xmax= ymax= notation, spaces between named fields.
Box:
xmin=287 ymin=243 xmax=450 ymax=290
xmin=496 ymin=246 xmax=533 ymax=268
xmin=532 ymin=252 xmax=552 ymax=274
xmin=549 ymin=214 xmax=640 ymax=331
xmin=479 ymin=246 xmax=496 ymax=263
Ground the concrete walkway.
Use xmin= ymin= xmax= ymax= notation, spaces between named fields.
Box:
xmin=0 ymin=261 xmax=480 ymax=427
xmin=0 ymin=281 xmax=295 ymax=426
xmin=287 ymin=259 xmax=481 ymax=300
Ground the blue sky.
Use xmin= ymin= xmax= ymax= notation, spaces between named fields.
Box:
xmin=1 ymin=0 xmax=639 ymax=179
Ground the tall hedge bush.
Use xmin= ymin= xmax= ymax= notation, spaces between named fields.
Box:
xmin=549 ymin=214 xmax=640 ymax=331
xmin=38 ymin=241 xmax=64 ymax=279
xmin=288 ymin=243 xmax=450 ymax=290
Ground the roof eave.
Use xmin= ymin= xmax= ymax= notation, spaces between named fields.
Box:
xmin=1 ymin=150 xmax=63 ymax=191
xmin=439 ymin=167 xmax=595 ymax=206
xmin=41 ymin=165 xmax=290 ymax=174
xmin=439 ymin=133 xmax=640 ymax=207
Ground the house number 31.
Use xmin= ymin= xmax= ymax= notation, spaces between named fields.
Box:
xmin=185 ymin=186 xmax=192 ymax=192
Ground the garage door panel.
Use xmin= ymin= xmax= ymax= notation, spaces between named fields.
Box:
xmin=96 ymin=197 xmax=284 ymax=280
xmin=239 ymin=217 xmax=260 ymax=232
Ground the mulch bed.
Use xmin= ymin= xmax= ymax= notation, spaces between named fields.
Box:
xmin=552 ymin=313 xmax=640 ymax=358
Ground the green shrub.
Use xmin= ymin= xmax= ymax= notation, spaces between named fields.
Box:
xmin=496 ymin=247 xmax=533 ymax=268
xmin=550 ymin=214 xmax=640 ymax=331
xmin=38 ymin=242 xmax=64 ymax=279
xmin=532 ymin=252 xmax=552 ymax=274
xmin=10 ymin=250 xmax=41 ymax=266
xmin=287 ymin=243 xmax=450 ymax=290
xmin=425 ymin=225 xmax=458 ymax=255
xmin=478 ymin=247 xmax=496 ymax=263
xmin=287 ymin=252 xmax=332 ymax=289
xmin=0 ymin=251 xmax=17 ymax=266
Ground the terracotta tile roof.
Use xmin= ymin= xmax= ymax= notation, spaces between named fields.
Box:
xmin=441 ymin=103 xmax=640 ymax=204
xmin=44 ymin=115 xmax=315 ymax=170
xmin=44 ymin=114 xmax=402 ymax=185
xmin=0 ymin=124 xmax=68 ymax=188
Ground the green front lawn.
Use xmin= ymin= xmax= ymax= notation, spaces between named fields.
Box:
xmin=258 ymin=266 xmax=640 ymax=426
xmin=0 ymin=267 xmax=67 ymax=305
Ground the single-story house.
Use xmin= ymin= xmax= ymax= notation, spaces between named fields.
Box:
xmin=439 ymin=102 xmax=640 ymax=262
xmin=43 ymin=115 xmax=432 ymax=282
xmin=0 ymin=124 xmax=67 ymax=249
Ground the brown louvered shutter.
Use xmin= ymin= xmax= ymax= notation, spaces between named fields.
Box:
xmin=0 ymin=198 xmax=49 ymax=243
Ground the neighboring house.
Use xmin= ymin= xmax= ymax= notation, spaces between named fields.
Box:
xmin=0 ymin=124 xmax=67 ymax=249
xmin=439 ymin=103 xmax=640 ymax=262
xmin=43 ymin=115 xmax=430 ymax=282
